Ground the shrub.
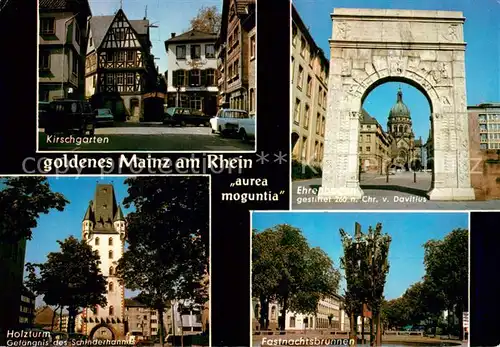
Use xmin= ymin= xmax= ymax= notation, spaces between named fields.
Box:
xmin=292 ymin=160 xmax=322 ymax=180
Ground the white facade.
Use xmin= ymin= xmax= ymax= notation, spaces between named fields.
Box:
xmin=171 ymin=300 xmax=203 ymax=334
xmin=166 ymin=41 xmax=217 ymax=93
xmin=79 ymin=185 xmax=127 ymax=339
xmin=82 ymin=220 xmax=126 ymax=319
xmin=285 ymin=311 xmax=316 ymax=330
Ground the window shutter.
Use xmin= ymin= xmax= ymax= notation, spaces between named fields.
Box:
xmin=201 ymin=70 xmax=207 ymax=86
xmin=173 ymin=70 xmax=178 ymax=87
xmin=189 ymin=70 xmax=194 ymax=86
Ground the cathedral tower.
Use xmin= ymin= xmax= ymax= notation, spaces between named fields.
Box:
xmin=80 ymin=184 xmax=126 ymax=339
xmin=387 ymin=88 xmax=416 ymax=170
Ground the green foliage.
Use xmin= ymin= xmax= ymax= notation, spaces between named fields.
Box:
xmin=340 ymin=222 xmax=391 ymax=343
xmin=381 ymin=228 xmax=468 ymax=337
xmin=424 ymin=228 xmax=468 ymax=335
xmin=25 ymin=236 xmax=107 ymax=333
xmin=291 ymin=160 xmax=322 ymax=180
xmin=252 ymin=224 xmax=340 ymax=329
xmin=116 ymin=177 xmax=209 ymax=339
xmin=0 ymin=177 xmax=68 ymax=243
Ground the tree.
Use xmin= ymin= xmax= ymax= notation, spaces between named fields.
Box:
xmin=116 ymin=177 xmax=209 ymax=347
xmin=26 ymin=236 xmax=107 ymax=333
xmin=0 ymin=177 xmax=68 ymax=243
xmin=381 ymin=298 xmax=409 ymax=330
xmin=252 ymin=224 xmax=340 ymax=331
xmin=423 ymin=228 xmax=468 ymax=339
xmin=340 ymin=223 xmax=391 ymax=346
xmin=252 ymin=228 xmax=281 ymax=330
xmin=189 ymin=5 xmax=221 ymax=34
xmin=365 ymin=224 xmax=391 ymax=346
xmin=340 ymin=227 xmax=366 ymax=345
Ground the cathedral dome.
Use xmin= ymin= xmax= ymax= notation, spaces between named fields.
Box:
xmin=389 ymin=89 xmax=410 ymax=119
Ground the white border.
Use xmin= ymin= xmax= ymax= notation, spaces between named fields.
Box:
xmin=8 ymin=174 xmax=212 ymax=346
xmin=249 ymin=209 xmax=471 ymax=347
xmin=35 ymin=0 xmax=257 ymax=155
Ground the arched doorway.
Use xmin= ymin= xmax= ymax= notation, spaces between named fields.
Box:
xmin=319 ymin=8 xmax=475 ymax=201
xmin=89 ymin=323 xmax=116 ymax=340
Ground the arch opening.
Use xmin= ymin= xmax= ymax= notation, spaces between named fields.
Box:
xmin=358 ymin=81 xmax=431 ymax=185
xmin=89 ymin=323 xmax=116 ymax=340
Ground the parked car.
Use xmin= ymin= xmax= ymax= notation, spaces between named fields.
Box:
xmin=95 ymin=108 xmax=114 ymax=126
xmin=210 ymin=109 xmax=249 ymax=137
xmin=163 ymin=107 xmax=211 ymax=127
xmin=44 ymin=100 xmax=96 ymax=136
xmin=238 ymin=114 xmax=256 ymax=142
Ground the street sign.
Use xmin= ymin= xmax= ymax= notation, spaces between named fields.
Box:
xmin=463 ymin=312 xmax=469 ymax=328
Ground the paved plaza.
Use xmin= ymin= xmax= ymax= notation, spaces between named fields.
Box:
xmin=293 ymin=172 xmax=500 ymax=210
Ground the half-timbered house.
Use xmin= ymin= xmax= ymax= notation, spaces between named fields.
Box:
xmin=84 ymin=9 xmax=158 ymax=122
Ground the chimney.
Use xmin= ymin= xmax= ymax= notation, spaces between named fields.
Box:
xmin=171 ymin=33 xmax=176 ymax=38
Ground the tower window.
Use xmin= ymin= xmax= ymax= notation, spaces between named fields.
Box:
xmin=109 ymin=250 xmax=113 ymax=259
xmin=109 ymin=237 xmax=113 ymax=246
xmin=109 ymin=266 xmax=114 ymax=276
xmin=95 ymin=237 xmax=100 ymax=246
xmin=109 ymin=282 xmax=114 ymax=292
xmin=109 ymin=306 xmax=114 ymax=316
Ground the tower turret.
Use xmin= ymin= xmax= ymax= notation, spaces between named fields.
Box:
xmin=113 ymin=205 xmax=126 ymax=240
xmin=82 ymin=201 xmax=94 ymax=240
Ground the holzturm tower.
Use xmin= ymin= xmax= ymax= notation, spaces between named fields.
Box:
xmin=80 ymin=184 xmax=126 ymax=339
xmin=387 ymin=88 xmax=417 ymax=170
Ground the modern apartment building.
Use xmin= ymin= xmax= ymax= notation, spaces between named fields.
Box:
xmin=38 ymin=0 xmax=91 ymax=101
xmin=291 ymin=4 xmax=329 ymax=167
xmin=468 ymin=103 xmax=500 ymax=150
xmin=124 ymin=299 xmax=170 ymax=337
xmin=19 ymin=286 xmax=36 ymax=328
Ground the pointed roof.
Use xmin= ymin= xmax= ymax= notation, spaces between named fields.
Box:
xmin=165 ymin=30 xmax=217 ymax=44
xmin=114 ymin=206 xmax=125 ymax=221
xmin=88 ymin=9 xmax=149 ymax=50
xmin=39 ymin=0 xmax=91 ymax=15
xmin=83 ymin=201 xmax=93 ymax=221
xmin=84 ymin=184 xmax=122 ymax=234
xmin=389 ymin=88 xmax=411 ymax=119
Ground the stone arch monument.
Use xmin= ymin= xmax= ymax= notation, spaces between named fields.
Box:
xmin=319 ymin=8 xmax=475 ymax=201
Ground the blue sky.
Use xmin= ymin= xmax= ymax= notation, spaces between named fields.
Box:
xmin=89 ymin=0 xmax=222 ymax=74
xmin=23 ymin=177 xmax=135 ymax=305
xmin=252 ymin=211 xmax=469 ymax=300
xmin=293 ymin=0 xmax=500 ymax=141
